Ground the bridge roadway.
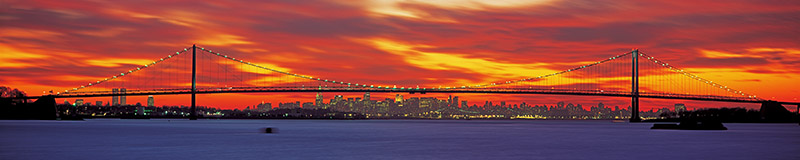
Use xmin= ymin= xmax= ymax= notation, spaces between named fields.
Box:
xmin=17 ymin=87 xmax=800 ymax=105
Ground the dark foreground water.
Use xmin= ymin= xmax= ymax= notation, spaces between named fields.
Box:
xmin=1 ymin=119 xmax=798 ymax=160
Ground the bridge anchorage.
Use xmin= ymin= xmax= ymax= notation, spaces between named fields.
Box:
xmin=18 ymin=44 xmax=796 ymax=121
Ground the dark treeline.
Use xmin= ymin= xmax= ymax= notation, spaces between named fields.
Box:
xmin=657 ymin=107 xmax=798 ymax=123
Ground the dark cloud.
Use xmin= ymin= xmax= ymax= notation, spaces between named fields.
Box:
xmin=254 ymin=17 xmax=399 ymax=37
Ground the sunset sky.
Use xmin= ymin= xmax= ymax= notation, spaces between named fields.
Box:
xmin=1 ymin=0 xmax=799 ymax=110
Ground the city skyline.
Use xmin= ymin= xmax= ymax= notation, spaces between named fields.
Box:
xmin=59 ymin=91 xmax=683 ymax=120
xmin=60 ymin=92 xmax=752 ymax=113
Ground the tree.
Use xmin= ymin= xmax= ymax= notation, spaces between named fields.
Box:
xmin=0 ymin=86 xmax=28 ymax=105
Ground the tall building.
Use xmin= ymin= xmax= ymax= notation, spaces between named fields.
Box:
xmin=448 ymin=95 xmax=452 ymax=104
xmin=334 ymin=95 xmax=343 ymax=103
xmin=120 ymin=88 xmax=127 ymax=106
xmin=96 ymin=101 xmax=103 ymax=106
xmin=257 ymin=102 xmax=272 ymax=112
xmin=461 ymin=100 xmax=467 ymax=108
xmin=315 ymin=92 xmax=324 ymax=107
xmin=111 ymin=88 xmax=119 ymax=106
xmin=674 ymin=104 xmax=687 ymax=112
xmin=363 ymin=92 xmax=370 ymax=101
xmin=452 ymin=96 xmax=459 ymax=107
xmin=147 ymin=95 xmax=154 ymax=107
xmin=395 ymin=94 xmax=403 ymax=103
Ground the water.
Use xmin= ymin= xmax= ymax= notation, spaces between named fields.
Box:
xmin=1 ymin=119 xmax=798 ymax=160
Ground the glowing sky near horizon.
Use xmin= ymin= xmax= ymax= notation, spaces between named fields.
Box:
xmin=1 ymin=0 xmax=799 ymax=110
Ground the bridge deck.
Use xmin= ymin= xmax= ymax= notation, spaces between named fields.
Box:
xmin=14 ymin=87 xmax=798 ymax=105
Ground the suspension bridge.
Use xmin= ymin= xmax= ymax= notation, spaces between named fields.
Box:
xmin=12 ymin=44 xmax=800 ymax=121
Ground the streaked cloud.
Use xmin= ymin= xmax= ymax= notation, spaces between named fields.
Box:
xmin=362 ymin=0 xmax=555 ymax=21
xmin=0 ymin=44 xmax=50 ymax=68
xmin=361 ymin=38 xmax=557 ymax=84
xmin=196 ymin=34 xmax=254 ymax=46
xmin=84 ymin=58 xmax=155 ymax=68
xmin=701 ymin=50 xmax=760 ymax=58
xmin=0 ymin=27 xmax=64 ymax=40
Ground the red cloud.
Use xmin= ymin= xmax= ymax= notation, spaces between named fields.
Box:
xmin=2 ymin=0 xmax=799 ymax=110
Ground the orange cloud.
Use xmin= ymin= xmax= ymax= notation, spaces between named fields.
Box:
xmin=0 ymin=44 xmax=50 ymax=68
xmin=361 ymin=0 xmax=555 ymax=22
xmin=195 ymin=34 xmax=254 ymax=46
xmin=84 ymin=58 xmax=155 ymax=67
xmin=700 ymin=49 xmax=760 ymax=58
xmin=0 ymin=27 xmax=64 ymax=40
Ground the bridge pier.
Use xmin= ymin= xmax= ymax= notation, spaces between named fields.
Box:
xmin=630 ymin=49 xmax=642 ymax=122
xmin=190 ymin=44 xmax=197 ymax=120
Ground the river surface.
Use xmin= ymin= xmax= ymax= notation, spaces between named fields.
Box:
xmin=1 ymin=119 xmax=798 ymax=160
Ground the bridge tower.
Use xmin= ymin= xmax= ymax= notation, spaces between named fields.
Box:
xmin=190 ymin=44 xmax=197 ymax=120
xmin=630 ymin=49 xmax=641 ymax=122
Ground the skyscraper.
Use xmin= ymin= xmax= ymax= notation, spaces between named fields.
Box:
xmin=96 ymin=101 xmax=103 ymax=106
xmin=147 ymin=95 xmax=154 ymax=107
xmin=257 ymin=102 xmax=272 ymax=112
xmin=452 ymin=96 xmax=459 ymax=107
xmin=334 ymin=95 xmax=343 ymax=103
xmin=120 ymin=88 xmax=127 ymax=106
xmin=448 ymin=95 xmax=452 ymax=104
xmin=363 ymin=92 xmax=370 ymax=101
xmin=395 ymin=94 xmax=403 ymax=103
xmin=315 ymin=92 xmax=324 ymax=108
xmin=111 ymin=88 xmax=119 ymax=106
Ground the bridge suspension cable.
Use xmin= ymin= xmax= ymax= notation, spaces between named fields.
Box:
xmin=51 ymin=45 xmax=763 ymax=103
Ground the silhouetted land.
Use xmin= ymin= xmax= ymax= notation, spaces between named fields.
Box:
xmin=648 ymin=105 xmax=798 ymax=123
